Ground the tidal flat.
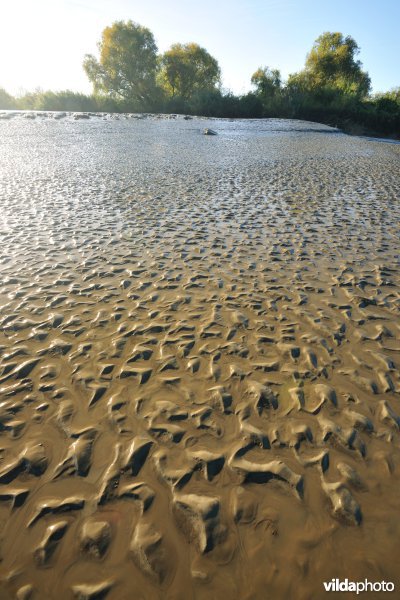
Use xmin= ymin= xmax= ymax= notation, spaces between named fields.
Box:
xmin=0 ymin=113 xmax=399 ymax=599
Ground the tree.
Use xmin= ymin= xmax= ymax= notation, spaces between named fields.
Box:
xmin=83 ymin=20 xmax=159 ymax=106
xmin=0 ymin=88 xmax=16 ymax=109
xmin=159 ymin=43 xmax=220 ymax=100
xmin=299 ymin=32 xmax=371 ymax=97
xmin=251 ymin=67 xmax=281 ymax=97
xmin=373 ymin=88 xmax=400 ymax=114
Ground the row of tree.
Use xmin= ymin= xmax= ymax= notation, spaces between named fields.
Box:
xmin=83 ymin=21 xmax=221 ymax=107
xmin=83 ymin=24 xmax=372 ymax=106
xmin=1 ymin=22 xmax=399 ymax=137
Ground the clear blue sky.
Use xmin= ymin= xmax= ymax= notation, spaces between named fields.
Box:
xmin=0 ymin=0 xmax=399 ymax=95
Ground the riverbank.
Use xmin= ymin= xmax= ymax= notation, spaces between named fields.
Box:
xmin=1 ymin=85 xmax=399 ymax=140
xmin=2 ymin=109 xmax=399 ymax=143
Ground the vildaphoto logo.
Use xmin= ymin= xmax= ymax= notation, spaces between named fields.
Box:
xmin=323 ymin=579 xmax=395 ymax=594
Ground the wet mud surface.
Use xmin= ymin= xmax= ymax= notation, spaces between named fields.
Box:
xmin=0 ymin=113 xmax=399 ymax=599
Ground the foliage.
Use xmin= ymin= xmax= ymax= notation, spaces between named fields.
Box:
xmin=16 ymin=90 xmax=98 ymax=112
xmin=250 ymin=67 xmax=284 ymax=117
xmin=188 ymin=90 xmax=263 ymax=118
xmin=0 ymin=87 xmax=17 ymax=109
xmin=0 ymin=27 xmax=398 ymax=137
xmin=83 ymin=20 xmax=160 ymax=108
xmin=251 ymin=67 xmax=281 ymax=97
xmin=373 ymin=87 xmax=400 ymax=113
xmin=294 ymin=32 xmax=371 ymax=97
xmin=159 ymin=43 xmax=220 ymax=99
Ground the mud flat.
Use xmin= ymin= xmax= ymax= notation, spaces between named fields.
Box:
xmin=0 ymin=114 xmax=399 ymax=599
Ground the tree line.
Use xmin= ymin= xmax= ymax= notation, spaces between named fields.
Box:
xmin=1 ymin=21 xmax=399 ymax=137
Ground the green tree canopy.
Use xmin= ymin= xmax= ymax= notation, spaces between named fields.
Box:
xmin=251 ymin=67 xmax=282 ymax=97
xmin=159 ymin=43 xmax=221 ymax=99
xmin=83 ymin=20 xmax=159 ymax=106
xmin=289 ymin=32 xmax=371 ymax=97
xmin=373 ymin=87 xmax=400 ymax=113
xmin=0 ymin=88 xmax=16 ymax=109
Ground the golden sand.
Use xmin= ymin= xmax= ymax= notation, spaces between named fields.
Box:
xmin=0 ymin=113 xmax=399 ymax=599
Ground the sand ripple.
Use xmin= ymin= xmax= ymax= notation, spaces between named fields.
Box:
xmin=0 ymin=114 xmax=399 ymax=599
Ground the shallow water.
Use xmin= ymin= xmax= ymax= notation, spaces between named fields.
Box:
xmin=0 ymin=113 xmax=399 ymax=599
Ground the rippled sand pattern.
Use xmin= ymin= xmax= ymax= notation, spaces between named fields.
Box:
xmin=0 ymin=114 xmax=399 ymax=599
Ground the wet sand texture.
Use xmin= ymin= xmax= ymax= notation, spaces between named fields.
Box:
xmin=0 ymin=113 xmax=399 ymax=599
